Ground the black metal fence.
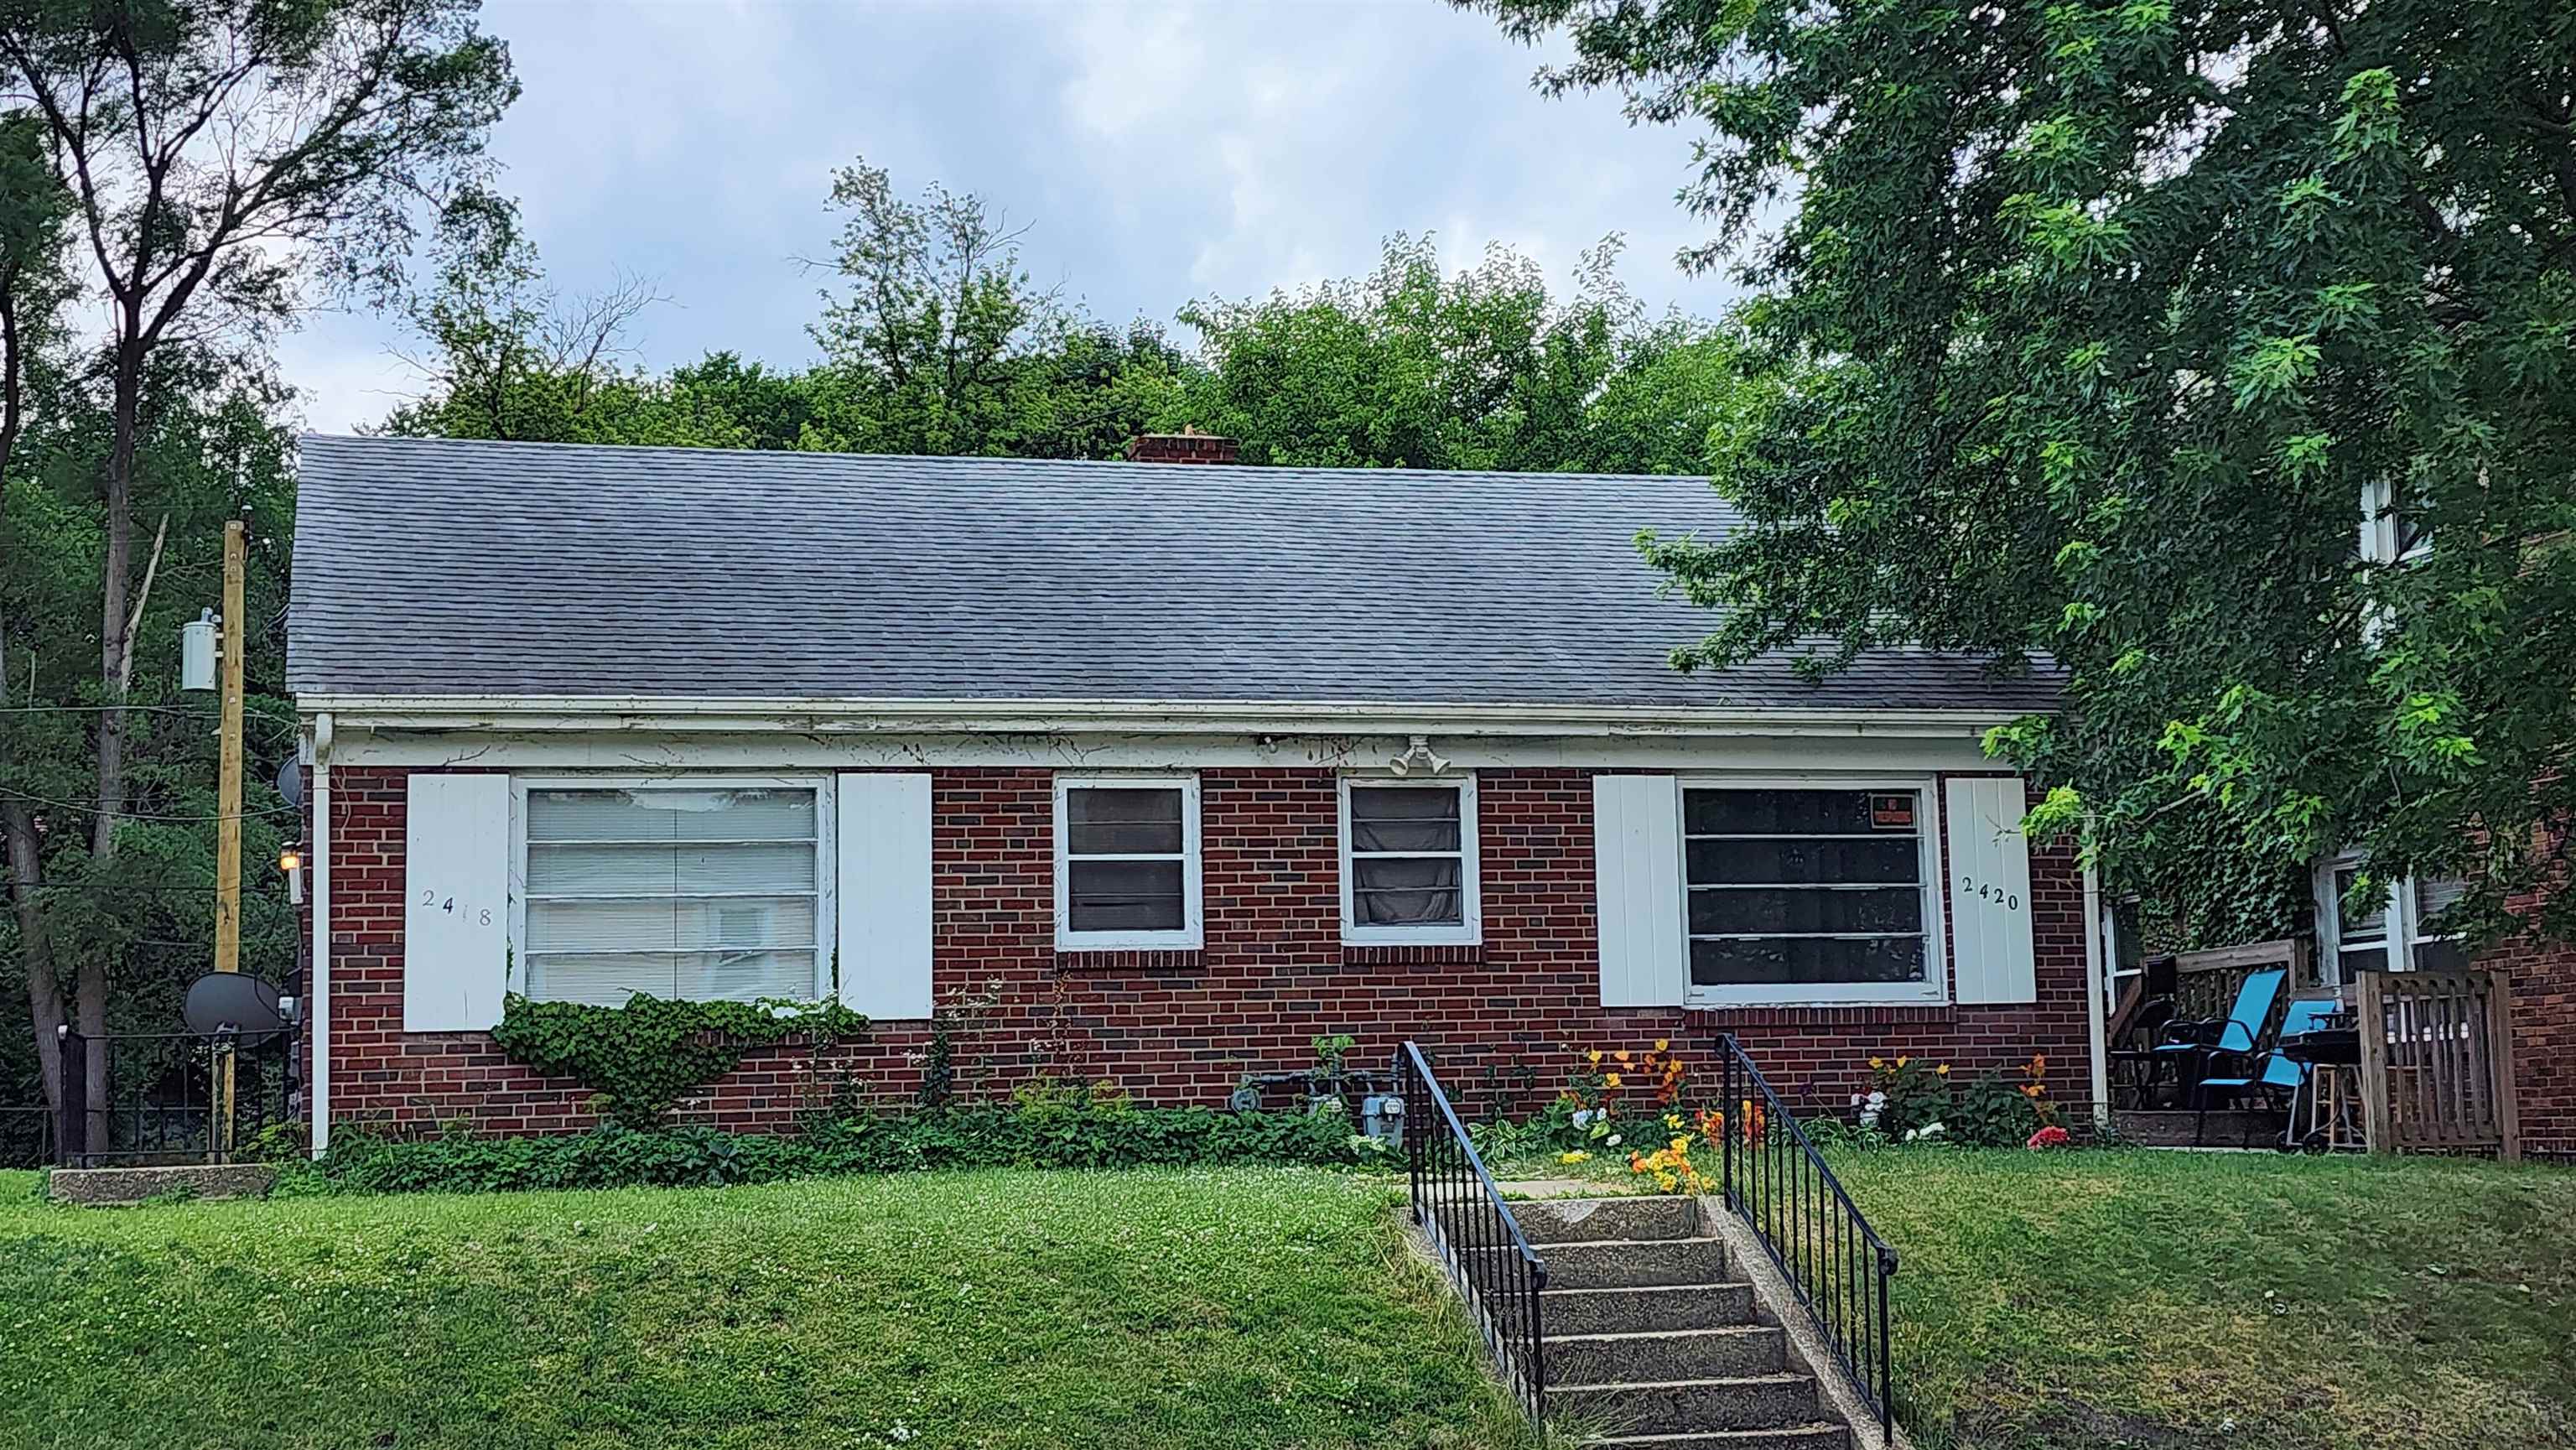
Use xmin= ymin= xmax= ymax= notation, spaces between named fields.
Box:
xmin=1399 ymin=1041 xmax=1549 ymax=1422
xmin=1716 ymin=1032 xmax=1898 ymax=1439
xmin=55 ymin=1026 xmax=295 ymax=1167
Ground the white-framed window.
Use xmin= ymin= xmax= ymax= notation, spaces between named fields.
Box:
xmin=2359 ymin=476 xmax=2432 ymax=566
xmin=1054 ymin=775 xmax=1202 ymax=950
xmin=510 ymin=776 xmax=834 ymax=1006
xmin=2314 ymin=854 xmax=2470 ymax=980
xmin=1679 ymin=779 xmax=1947 ymax=1006
xmin=1338 ymin=775 xmax=1481 ymax=947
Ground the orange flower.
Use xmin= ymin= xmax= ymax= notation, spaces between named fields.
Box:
xmin=1614 ymin=1051 xmax=1633 ymax=1066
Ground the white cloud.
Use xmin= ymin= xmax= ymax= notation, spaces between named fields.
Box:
xmin=278 ymin=0 xmax=1748 ymax=432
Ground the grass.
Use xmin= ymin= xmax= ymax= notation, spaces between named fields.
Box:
xmin=1498 ymin=1142 xmax=2576 ymax=1450
xmin=1830 ymin=1148 xmax=2576 ymax=1450
xmin=0 ymin=1166 xmax=1543 ymax=1450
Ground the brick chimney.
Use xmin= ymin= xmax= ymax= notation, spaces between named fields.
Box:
xmin=1125 ymin=427 xmax=1239 ymax=465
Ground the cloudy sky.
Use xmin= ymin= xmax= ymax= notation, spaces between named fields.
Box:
xmin=279 ymin=0 xmax=1745 ymax=434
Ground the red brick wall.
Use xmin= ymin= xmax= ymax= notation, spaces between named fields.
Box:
xmin=318 ymin=765 xmax=2096 ymax=1135
xmin=2475 ymin=879 xmax=2576 ymax=1158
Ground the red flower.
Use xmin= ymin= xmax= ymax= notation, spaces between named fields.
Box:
xmin=2025 ymin=1125 xmax=2072 ymax=1151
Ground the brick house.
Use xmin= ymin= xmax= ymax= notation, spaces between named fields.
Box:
xmin=287 ymin=432 xmax=2104 ymax=1149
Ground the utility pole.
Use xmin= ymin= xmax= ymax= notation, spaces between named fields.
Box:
xmin=213 ymin=519 xmax=246 ymax=1151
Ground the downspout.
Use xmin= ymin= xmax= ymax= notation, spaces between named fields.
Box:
xmin=2081 ymin=861 xmax=2111 ymax=1130
xmin=308 ymin=712 xmax=333 ymax=1157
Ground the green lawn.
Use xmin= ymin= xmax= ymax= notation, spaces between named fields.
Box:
xmin=1826 ymin=1148 xmax=2576 ymax=1450
xmin=1490 ymin=1143 xmax=2576 ymax=1450
xmin=0 ymin=1167 xmax=1539 ymax=1450
xmin=11 ymin=1152 xmax=2572 ymax=1450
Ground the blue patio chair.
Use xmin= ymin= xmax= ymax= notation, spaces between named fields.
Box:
xmin=2149 ymin=965 xmax=2285 ymax=1118
xmin=2188 ymin=985 xmax=2330 ymax=1147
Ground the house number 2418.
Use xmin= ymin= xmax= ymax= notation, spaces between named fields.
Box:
xmin=419 ymin=888 xmax=495 ymax=928
xmin=1959 ymin=876 xmax=2021 ymax=912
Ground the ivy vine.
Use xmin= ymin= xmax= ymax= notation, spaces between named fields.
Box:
xmin=491 ymin=993 xmax=870 ymax=1128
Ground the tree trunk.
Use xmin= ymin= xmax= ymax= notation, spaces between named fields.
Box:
xmin=91 ymin=341 xmax=138 ymax=863
xmin=0 ymin=624 xmax=64 ymax=1124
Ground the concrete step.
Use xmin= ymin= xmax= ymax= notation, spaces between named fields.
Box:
xmin=1542 ymin=1282 xmax=1758 ymax=1334
xmin=1545 ymin=1324 xmax=1786 ymax=1383
xmin=2112 ymin=1108 xmax=2285 ymax=1148
xmin=1584 ymin=1426 xmax=1852 ymax=1450
xmin=1541 ymin=1236 xmax=1730 ymax=1290
xmin=1555 ymin=1374 xmax=1820 ymax=1435
xmin=1516 ymin=1196 xmax=1701 ymax=1245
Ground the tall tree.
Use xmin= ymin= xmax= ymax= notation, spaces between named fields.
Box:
xmin=1173 ymin=233 xmax=1761 ymax=474
xmin=1 ymin=0 xmax=514 ymax=1127
xmin=1467 ymin=0 xmax=2576 ymax=946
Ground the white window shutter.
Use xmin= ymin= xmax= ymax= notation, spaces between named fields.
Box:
xmin=1945 ymin=777 xmax=2037 ymax=1005
xmin=1593 ymin=775 xmax=1686 ymax=1007
xmin=403 ymin=773 xmax=510 ymax=1032
xmin=836 ymin=773 xmax=934 ymax=1020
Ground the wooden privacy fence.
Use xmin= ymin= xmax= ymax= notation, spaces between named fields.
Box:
xmin=2356 ymin=968 xmax=2522 ymax=1161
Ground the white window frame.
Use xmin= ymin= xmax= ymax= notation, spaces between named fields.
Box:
xmin=1053 ymin=773 xmax=1203 ymax=951
xmin=507 ymin=774 xmax=838 ymax=1003
xmin=1338 ymin=774 xmax=1482 ymax=947
xmin=2359 ymin=476 xmax=2432 ymax=566
xmin=2312 ymin=853 xmax=2464 ymax=983
xmin=1676 ymin=775 xmax=1950 ymax=1009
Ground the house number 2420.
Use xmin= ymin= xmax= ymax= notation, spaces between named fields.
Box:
xmin=1959 ymin=876 xmax=2021 ymax=912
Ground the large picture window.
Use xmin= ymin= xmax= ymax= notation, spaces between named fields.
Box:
xmin=1681 ymin=784 xmax=1941 ymax=1005
xmin=1340 ymin=777 xmax=1480 ymax=946
xmin=517 ymin=780 xmax=827 ymax=1006
xmin=1056 ymin=776 xmax=1202 ymax=949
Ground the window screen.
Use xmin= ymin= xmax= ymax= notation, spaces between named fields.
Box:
xmin=1347 ymin=784 xmax=1467 ymax=928
xmin=522 ymin=786 xmax=819 ymax=1006
xmin=1682 ymin=787 xmax=1929 ymax=989
xmin=1063 ymin=786 xmax=1187 ymax=934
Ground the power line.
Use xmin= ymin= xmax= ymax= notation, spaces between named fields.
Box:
xmin=0 ymin=788 xmax=305 ymax=822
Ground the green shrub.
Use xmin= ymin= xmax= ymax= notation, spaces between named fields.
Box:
xmin=314 ymin=1099 xmax=1379 ymax=1196
xmin=1949 ymin=1071 xmax=2047 ymax=1148
xmin=488 ymin=992 xmax=870 ymax=1128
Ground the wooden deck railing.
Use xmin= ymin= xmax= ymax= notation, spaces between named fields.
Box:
xmin=2357 ymin=968 xmax=2522 ymax=1161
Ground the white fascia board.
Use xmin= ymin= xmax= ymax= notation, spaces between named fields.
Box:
xmin=294 ymin=694 xmax=2037 ymax=741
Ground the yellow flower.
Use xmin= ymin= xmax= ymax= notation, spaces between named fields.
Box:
xmin=1868 ymin=1056 xmax=1885 ymax=1069
xmin=1896 ymin=1056 xmax=1911 ymax=1068
xmin=1558 ymin=1150 xmax=1590 ymax=1164
xmin=1614 ymin=1051 xmax=1633 ymax=1066
xmin=1670 ymin=1136 xmax=1692 ymax=1155
xmin=1935 ymin=1063 xmax=1950 ymax=1077
xmin=1654 ymin=1038 xmax=1670 ymax=1052
xmin=1664 ymin=1113 xmax=1685 ymax=1130
xmin=1587 ymin=1048 xmax=1603 ymax=1065
xmin=1604 ymin=1073 xmax=1623 ymax=1089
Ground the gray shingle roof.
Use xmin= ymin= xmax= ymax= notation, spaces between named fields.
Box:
xmin=287 ymin=434 xmax=2059 ymax=713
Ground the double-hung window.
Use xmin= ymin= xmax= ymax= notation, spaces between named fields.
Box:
xmin=1680 ymin=782 xmax=1944 ymax=1006
xmin=517 ymin=778 xmax=828 ymax=1006
xmin=1340 ymin=777 xmax=1480 ymax=946
xmin=1056 ymin=776 xmax=1202 ymax=949
xmin=2315 ymin=854 xmax=2469 ymax=980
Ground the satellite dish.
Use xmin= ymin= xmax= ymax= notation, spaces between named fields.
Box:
xmin=184 ymin=973 xmax=291 ymax=1046
xmin=274 ymin=757 xmax=304 ymax=809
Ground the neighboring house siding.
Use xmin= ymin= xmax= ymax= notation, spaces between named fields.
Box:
xmin=316 ymin=764 xmax=2094 ymax=1133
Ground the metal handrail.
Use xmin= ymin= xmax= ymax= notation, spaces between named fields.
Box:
xmin=1718 ymin=1032 xmax=1900 ymax=1439
xmin=1399 ymin=1041 xmax=1550 ymax=1422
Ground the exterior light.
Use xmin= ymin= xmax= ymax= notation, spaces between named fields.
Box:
xmin=278 ymin=845 xmax=303 ymax=873
xmin=179 ymin=610 xmax=218 ymax=692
